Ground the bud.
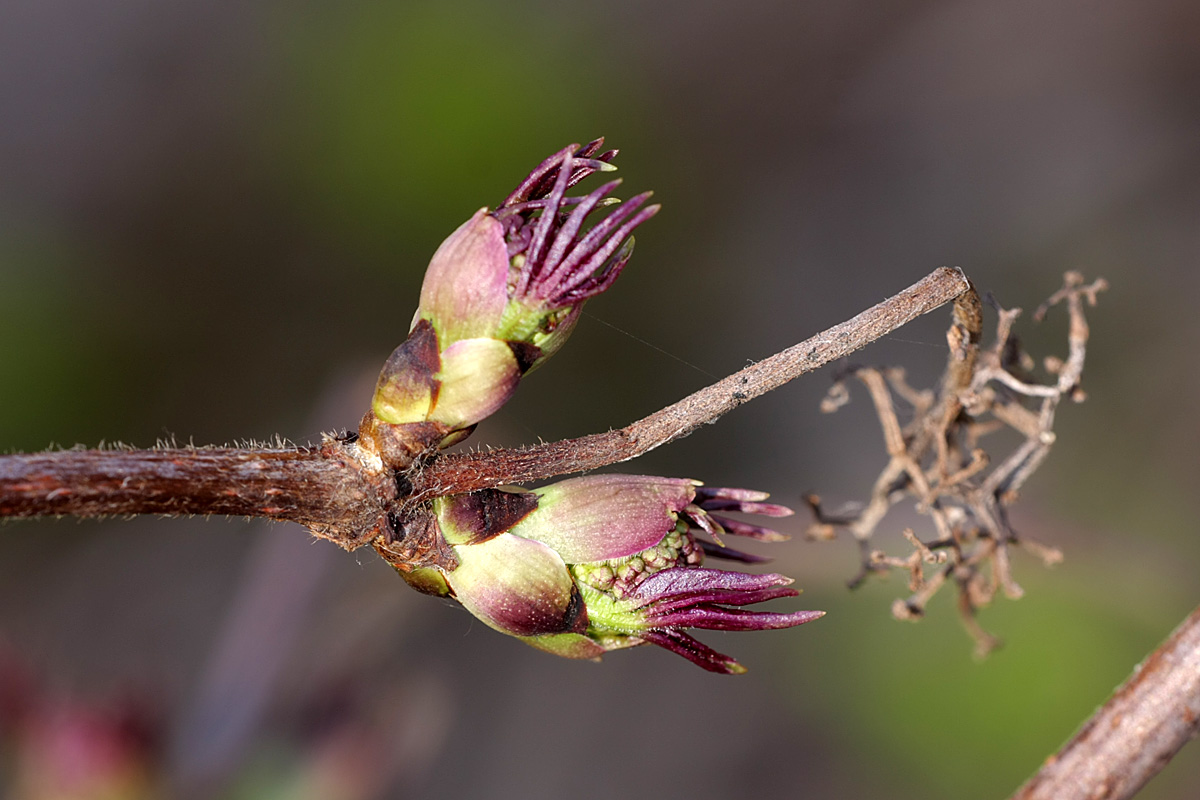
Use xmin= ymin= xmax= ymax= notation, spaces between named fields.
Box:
xmin=394 ymin=475 xmax=823 ymax=674
xmin=365 ymin=141 xmax=660 ymax=462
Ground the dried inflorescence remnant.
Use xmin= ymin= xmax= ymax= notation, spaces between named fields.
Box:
xmin=806 ymin=271 xmax=1107 ymax=656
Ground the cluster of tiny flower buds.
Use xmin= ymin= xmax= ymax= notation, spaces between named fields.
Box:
xmin=398 ymin=476 xmax=822 ymax=674
xmin=369 ymin=143 xmax=822 ymax=672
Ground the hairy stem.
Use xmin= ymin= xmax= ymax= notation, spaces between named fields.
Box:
xmin=1009 ymin=604 xmax=1200 ymax=800
xmin=0 ymin=446 xmax=389 ymax=547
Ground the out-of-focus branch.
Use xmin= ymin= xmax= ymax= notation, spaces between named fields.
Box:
xmin=1 ymin=267 xmax=971 ymax=550
xmin=1009 ymin=604 xmax=1200 ymax=800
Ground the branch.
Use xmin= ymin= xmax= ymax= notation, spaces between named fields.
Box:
xmin=1 ymin=267 xmax=971 ymax=549
xmin=0 ymin=445 xmax=388 ymax=547
xmin=413 ymin=266 xmax=970 ymax=496
xmin=1009 ymin=604 xmax=1200 ymax=800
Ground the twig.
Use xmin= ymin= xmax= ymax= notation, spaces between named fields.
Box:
xmin=1 ymin=267 xmax=971 ymax=551
xmin=413 ymin=267 xmax=970 ymax=496
xmin=1009 ymin=604 xmax=1200 ymax=800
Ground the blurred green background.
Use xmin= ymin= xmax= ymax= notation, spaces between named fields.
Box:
xmin=2 ymin=1 xmax=1198 ymax=798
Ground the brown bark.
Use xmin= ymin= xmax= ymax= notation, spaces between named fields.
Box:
xmin=0 ymin=443 xmax=392 ymax=549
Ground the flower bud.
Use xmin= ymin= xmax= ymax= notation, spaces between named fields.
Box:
xmin=400 ymin=475 xmax=822 ymax=674
xmin=365 ymin=140 xmax=659 ymax=462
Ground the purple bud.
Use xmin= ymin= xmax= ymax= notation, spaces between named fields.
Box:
xmin=511 ymin=475 xmax=696 ymax=563
xmin=418 ymin=209 xmax=511 ymax=345
xmin=445 ymin=532 xmax=587 ymax=638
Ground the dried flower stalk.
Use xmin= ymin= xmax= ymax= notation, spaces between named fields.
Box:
xmin=806 ymin=271 xmax=1107 ymax=655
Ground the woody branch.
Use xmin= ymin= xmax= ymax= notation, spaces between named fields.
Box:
xmin=1 ymin=267 xmax=969 ymax=548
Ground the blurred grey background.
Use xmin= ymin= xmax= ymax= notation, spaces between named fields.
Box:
xmin=2 ymin=1 xmax=1199 ymax=798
